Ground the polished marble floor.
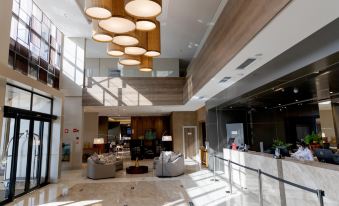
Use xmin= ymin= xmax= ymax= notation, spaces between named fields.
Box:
xmin=6 ymin=158 xmax=260 ymax=206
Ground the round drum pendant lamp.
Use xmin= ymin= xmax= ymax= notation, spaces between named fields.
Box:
xmin=92 ymin=20 xmax=113 ymax=42
xmin=99 ymin=0 xmax=135 ymax=34
xmin=139 ymin=56 xmax=153 ymax=72
xmin=113 ymin=31 xmax=139 ymax=46
xmin=85 ymin=0 xmax=112 ymax=19
xmin=119 ymin=54 xmax=141 ymax=66
xmin=125 ymin=0 xmax=162 ymax=18
xmin=136 ymin=19 xmax=156 ymax=31
xmin=124 ymin=30 xmax=147 ymax=55
xmin=145 ymin=20 xmax=160 ymax=57
xmin=107 ymin=42 xmax=124 ymax=57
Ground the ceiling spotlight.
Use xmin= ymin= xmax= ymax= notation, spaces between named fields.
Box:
xmin=330 ymin=91 xmax=334 ymax=94
xmin=119 ymin=54 xmax=141 ymax=66
xmin=85 ymin=0 xmax=112 ymax=19
xmin=92 ymin=20 xmax=113 ymax=42
xmin=107 ymin=42 xmax=124 ymax=57
xmin=293 ymin=87 xmax=299 ymax=94
xmin=125 ymin=0 xmax=162 ymax=18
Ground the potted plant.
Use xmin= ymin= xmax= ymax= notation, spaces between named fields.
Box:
xmin=304 ymin=132 xmax=322 ymax=151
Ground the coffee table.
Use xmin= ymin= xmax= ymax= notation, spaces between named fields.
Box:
xmin=126 ymin=166 xmax=148 ymax=174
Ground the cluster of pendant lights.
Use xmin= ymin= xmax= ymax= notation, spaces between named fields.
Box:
xmin=85 ymin=0 xmax=162 ymax=72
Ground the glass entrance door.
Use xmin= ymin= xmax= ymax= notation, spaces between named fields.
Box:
xmin=0 ymin=117 xmax=51 ymax=204
xmin=0 ymin=118 xmax=15 ymax=203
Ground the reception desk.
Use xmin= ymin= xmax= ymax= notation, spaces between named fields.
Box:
xmin=223 ymin=148 xmax=339 ymax=206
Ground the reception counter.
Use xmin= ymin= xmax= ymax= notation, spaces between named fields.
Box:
xmin=222 ymin=148 xmax=339 ymax=206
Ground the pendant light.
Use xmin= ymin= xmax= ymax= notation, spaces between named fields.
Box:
xmin=119 ymin=54 xmax=141 ymax=66
xmin=113 ymin=31 xmax=139 ymax=46
xmin=125 ymin=0 xmax=162 ymax=18
xmin=125 ymin=30 xmax=147 ymax=55
xmin=92 ymin=20 xmax=113 ymax=42
xmin=145 ymin=20 xmax=160 ymax=57
xmin=85 ymin=0 xmax=112 ymax=19
xmin=136 ymin=18 xmax=156 ymax=31
xmin=139 ymin=56 xmax=153 ymax=72
xmin=99 ymin=0 xmax=135 ymax=34
xmin=107 ymin=42 xmax=124 ymax=57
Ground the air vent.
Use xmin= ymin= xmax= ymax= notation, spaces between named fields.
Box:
xmin=236 ymin=58 xmax=256 ymax=69
xmin=219 ymin=76 xmax=231 ymax=83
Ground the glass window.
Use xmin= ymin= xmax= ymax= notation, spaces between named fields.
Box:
xmin=40 ymin=41 xmax=49 ymax=61
xmin=19 ymin=0 xmax=33 ymax=16
xmin=5 ymin=85 xmax=32 ymax=110
xmin=31 ymin=17 xmax=41 ymax=35
xmin=32 ymin=94 xmax=51 ymax=114
xmin=50 ymin=24 xmax=56 ymax=39
xmin=32 ymin=3 xmax=42 ymax=22
xmin=17 ymin=21 xmax=29 ymax=44
xmin=42 ymin=14 xmax=51 ymax=28
xmin=10 ymin=17 xmax=18 ymax=40
xmin=12 ymin=0 xmax=19 ymax=16
xmin=19 ymin=9 xmax=30 ymax=25
xmin=30 ymin=32 xmax=40 ymax=48
xmin=41 ymin=23 xmax=49 ymax=42
xmin=50 ymin=49 xmax=56 ymax=66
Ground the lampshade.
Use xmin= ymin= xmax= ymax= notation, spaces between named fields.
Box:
xmin=139 ymin=56 xmax=153 ymax=72
xmin=124 ymin=30 xmax=147 ymax=55
xmin=85 ymin=0 xmax=112 ymax=19
xmin=113 ymin=34 xmax=139 ymax=46
xmin=145 ymin=20 xmax=160 ymax=57
xmin=119 ymin=54 xmax=141 ymax=66
xmin=92 ymin=20 xmax=113 ymax=42
xmin=99 ymin=0 xmax=135 ymax=34
xmin=125 ymin=0 xmax=162 ymax=18
xmin=136 ymin=19 xmax=156 ymax=31
xmin=162 ymin=135 xmax=172 ymax=141
xmin=93 ymin=137 xmax=105 ymax=144
xmin=107 ymin=42 xmax=124 ymax=57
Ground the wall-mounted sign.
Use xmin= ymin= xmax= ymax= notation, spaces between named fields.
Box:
xmin=73 ymin=128 xmax=79 ymax=133
xmin=64 ymin=129 xmax=69 ymax=133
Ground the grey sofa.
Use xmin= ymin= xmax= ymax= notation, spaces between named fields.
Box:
xmin=87 ymin=158 xmax=124 ymax=179
xmin=154 ymin=153 xmax=184 ymax=177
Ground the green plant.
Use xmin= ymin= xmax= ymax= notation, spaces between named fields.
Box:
xmin=272 ymin=138 xmax=292 ymax=149
xmin=304 ymin=132 xmax=322 ymax=145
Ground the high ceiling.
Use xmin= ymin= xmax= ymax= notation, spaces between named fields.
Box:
xmin=34 ymin=0 xmax=227 ymax=62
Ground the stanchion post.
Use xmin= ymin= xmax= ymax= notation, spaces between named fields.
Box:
xmin=317 ymin=190 xmax=324 ymax=206
xmin=213 ymin=154 xmax=216 ymax=181
xmin=258 ymin=169 xmax=263 ymax=206
xmin=228 ymin=159 xmax=233 ymax=194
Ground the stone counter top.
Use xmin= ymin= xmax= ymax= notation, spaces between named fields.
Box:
xmin=244 ymin=150 xmax=339 ymax=172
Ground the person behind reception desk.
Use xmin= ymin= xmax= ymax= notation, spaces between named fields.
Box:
xmin=291 ymin=141 xmax=314 ymax=161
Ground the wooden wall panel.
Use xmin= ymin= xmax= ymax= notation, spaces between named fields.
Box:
xmin=83 ymin=77 xmax=185 ymax=106
xmin=131 ymin=116 xmax=170 ymax=139
xmin=184 ymin=0 xmax=291 ymax=102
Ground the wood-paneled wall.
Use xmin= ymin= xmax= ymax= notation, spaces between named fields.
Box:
xmin=184 ymin=0 xmax=291 ymax=102
xmin=83 ymin=77 xmax=185 ymax=106
xmin=131 ymin=116 xmax=170 ymax=139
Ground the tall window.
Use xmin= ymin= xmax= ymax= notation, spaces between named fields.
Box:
xmin=8 ymin=0 xmax=63 ymax=89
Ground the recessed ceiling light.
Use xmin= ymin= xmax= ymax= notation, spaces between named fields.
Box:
xmin=278 ymin=104 xmax=281 ymax=106
xmin=295 ymin=100 xmax=298 ymax=102
xmin=330 ymin=91 xmax=333 ymax=94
